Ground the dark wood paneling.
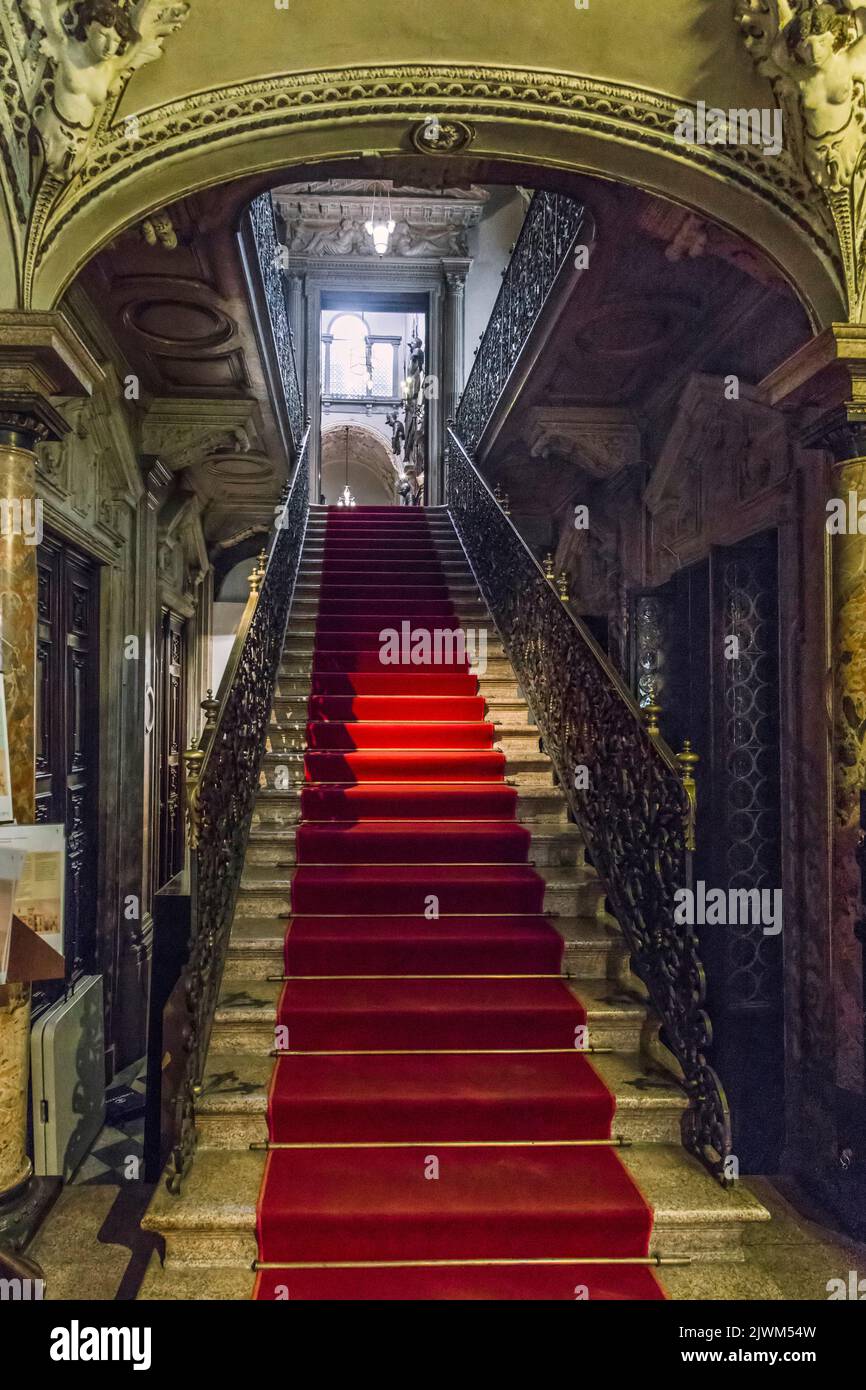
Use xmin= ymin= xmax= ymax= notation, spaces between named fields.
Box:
xmin=34 ymin=537 xmax=101 ymax=1005
xmin=156 ymin=609 xmax=187 ymax=891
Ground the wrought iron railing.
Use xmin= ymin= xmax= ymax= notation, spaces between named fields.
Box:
xmin=168 ymin=425 xmax=310 ymax=1193
xmin=248 ymin=193 xmax=305 ymax=452
xmin=446 ymin=427 xmax=732 ymax=1180
xmin=456 ymin=190 xmax=589 ymax=456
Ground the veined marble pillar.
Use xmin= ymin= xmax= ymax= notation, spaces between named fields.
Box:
xmin=829 ymin=450 xmax=866 ymax=1096
xmin=0 ymin=312 xmax=101 ymax=1246
xmin=0 ymin=429 xmax=38 ymax=1210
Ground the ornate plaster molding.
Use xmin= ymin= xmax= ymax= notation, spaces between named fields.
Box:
xmin=0 ymin=306 xmax=103 ymax=439
xmin=526 ymin=406 xmax=642 ymax=480
xmin=140 ymin=397 xmax=264 ymax=472
xmin=24 ymin=62 xmax=839 ymax=305
xmin=273 ymin=182 xmax=486 ymax=261
xmin=735 ymin=0 xmax=866 ymax=319
xmin=645 ymin=373 xmax=791 ymax=554
xmin=20 ymin=0 xmax=189 ymax=180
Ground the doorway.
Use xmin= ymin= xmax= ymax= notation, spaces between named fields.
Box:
xmin=632 ymin=530 xmax=784 ymax=1170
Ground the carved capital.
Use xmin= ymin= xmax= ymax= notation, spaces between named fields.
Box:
xmin=0 ymin=310 xmax=103 ymax=447
xmin=760 ymin=322 xmax=866 ymax=458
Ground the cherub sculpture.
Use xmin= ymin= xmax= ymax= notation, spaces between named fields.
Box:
xmin=23 ymin=0 xmax=190 ymax=178
xmin=736 ymin=0 xmax=866 ymax=188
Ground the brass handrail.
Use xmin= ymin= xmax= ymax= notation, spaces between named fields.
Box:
xmin=446 ymin=425 xmax=731 ymax=1180
xmin=169 ymin=426 xmax=311 ymax=1193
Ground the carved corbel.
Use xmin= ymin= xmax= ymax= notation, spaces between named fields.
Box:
xmin=141 ymin=398 xmax=264 ymax=473
xmin=526 ymin=407 xmax=641 ymax=481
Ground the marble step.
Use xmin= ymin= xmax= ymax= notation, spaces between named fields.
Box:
xmin=193 ymin=1048 xmax=688 ymax=1151
xmin=244 ymin=817 xmax=586 ymax=869
xmin=278 ymin=655 xmax=517 ymax=680
xmin=258 ymin=747 xmax=552 ymax=779
xmin=264 ymin=723 xmax=543 ymax=756
xmin=250 ymin=782 xmax=571 ymax=827
xmin=297 ymin=559 xmax=475 ymax=578
xmin=270 ymin=693 xmax=537 ymax=727
xmin=222 ymin=911 xmax=623 ymax=983
xmin=141 ymin=1139 xmax=770 ymax=1270
xmin=272 ymin=672 xmax=524 ymax=699
xmin=287 ymin=600 xmax=493 ymax=625
xmin=234 ymin=864 xmax=605 ymax=921
xmin=208 ymin=975 xmax=645 ymax=1055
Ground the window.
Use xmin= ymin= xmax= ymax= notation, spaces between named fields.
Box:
xmin=322 ymin=312 xmax=398 ymax=399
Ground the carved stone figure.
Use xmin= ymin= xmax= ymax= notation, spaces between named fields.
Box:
xmin=23 ymin=0 xmax=190 ymax=178
xmin=736 ymin=0 xmax=866 ymax=315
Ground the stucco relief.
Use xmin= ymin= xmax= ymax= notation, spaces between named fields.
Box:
xmin=21 ymin=0 xmax=189 ymax=178
xmin=736 ymin=0 xmax=866 ymax=316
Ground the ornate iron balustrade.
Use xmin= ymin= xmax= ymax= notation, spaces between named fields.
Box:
xmin=446 ymin=427 xmax=732 ymax=1181
xmin=248 ymin=193 xmax=305 ymax=451
xmin=455 ymin=191 xmax=589 ymax=456
xmin=168 ymin=426 xmax=310 ymax=1193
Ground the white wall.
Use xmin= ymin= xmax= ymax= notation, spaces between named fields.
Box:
xmin=464 ymin=189 xmax=528 ymax=383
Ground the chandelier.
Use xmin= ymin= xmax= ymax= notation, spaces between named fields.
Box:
xmin=337 ymin=426 xmax=356 ymax=506
xmin=364 ymin=182 xmax=395 ymax=256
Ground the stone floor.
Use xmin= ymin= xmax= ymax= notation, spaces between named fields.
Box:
xmin=20 ymin=1057 xmax=866 ymax=1302
xmin=25 ymin=1140 xmax=866 ymax=1302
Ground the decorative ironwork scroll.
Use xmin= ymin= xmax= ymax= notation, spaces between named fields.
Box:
xmin=167 ymin=427 xmax=310 ymax=1193
xmin=248 ymin=193 xmax=305 ymax=452
xmin=455 ymin=190 xmax=588 ymax=455
xmin=446 ymin=427 xmax=732 ymax=1180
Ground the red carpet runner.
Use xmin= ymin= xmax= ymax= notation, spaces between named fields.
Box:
xmin=255 ymin=506 xmax=663 ymax=1300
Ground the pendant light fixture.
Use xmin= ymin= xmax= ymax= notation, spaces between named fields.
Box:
xmin=336 ymin=425 xmax=356 ymax=507
xmin=364 ymin=181 xmax=395 ymax=256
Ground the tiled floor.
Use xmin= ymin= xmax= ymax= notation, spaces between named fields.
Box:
xmin=71 ymin=1060 xmax=146 ymax=1186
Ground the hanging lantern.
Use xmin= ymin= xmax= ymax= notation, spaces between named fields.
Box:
xmin=364 ymin=182 xmax=396 ymax=256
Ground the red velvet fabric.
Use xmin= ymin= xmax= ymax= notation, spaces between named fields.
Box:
xmin=256 ymin=508 xmax=661 ymax=1300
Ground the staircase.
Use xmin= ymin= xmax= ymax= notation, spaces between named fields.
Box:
xmin=141 ymin=504 xmax=770 ymax=1300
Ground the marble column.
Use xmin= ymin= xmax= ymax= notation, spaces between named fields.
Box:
xmin=828 ymin=449 xmax=866 ymax=1097
xmin=0 ymin=424 xmax=41 ymax=1234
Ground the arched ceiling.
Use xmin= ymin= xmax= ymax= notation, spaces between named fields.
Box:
xmin=3 ymin=0 xmax=844 ymax=323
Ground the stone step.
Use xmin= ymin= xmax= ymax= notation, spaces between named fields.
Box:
xmin=244 ymin=817 xmax=585 ymax=869
xmin=277 ymin=655 xmax=516 ymax=679
xmin=263 ymin=724 xmax=542 ymax=756
xmin=209 ymin=975 xmax=643 ymax=1055
xmin=287 ymin=600 xmax=492 ymax=624
xmin=235 ymin=863 xmax=602 ymax=920
xmin=250 ymin=782 xmax=570 ymax=827
xmin=271 ymin=673 xmax=524 ymax=699
xmin=141 ymin=1139 xmax=770 ymax=1271
xmin=270 ymin=693 xmax=536 ymax=726
xmin=222 ymin=911 xmax=620 ymax=983
xmin=282 ymin=636 xmax=509 ymax=661
xmin=258 ymin=747 xmax=551 ymax=778
xmin=193 ymin=1048 xmax=688 ymax=1151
